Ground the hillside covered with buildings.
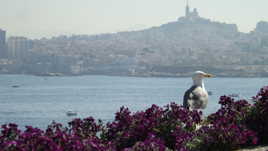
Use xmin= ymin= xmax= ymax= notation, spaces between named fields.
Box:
xmin=1 ymin=4 xmax=268 ymax=77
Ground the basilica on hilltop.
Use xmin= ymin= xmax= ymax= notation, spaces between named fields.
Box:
xmin=184 ymin=0 xmax=200 ymax=19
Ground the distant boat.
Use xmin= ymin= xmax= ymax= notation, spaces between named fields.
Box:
xmin=11 ymin=85 xmax=20 ymax=88
xmin=66 ymin=111 xmax=77 ymax=116
xmin=36 ymin=72 xmax=63 ymax=77
xmin=208 ymin=91 xmax=213 ymax=96
xmin=228 ymin=93 xmax=240 ymax=98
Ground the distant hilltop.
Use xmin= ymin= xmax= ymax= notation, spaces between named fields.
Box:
xmin=1 ymin=3 xmax=268 ymax=77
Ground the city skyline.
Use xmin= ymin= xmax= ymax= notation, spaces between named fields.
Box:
xmin=0 ymin=0 xmax=268 ymax=39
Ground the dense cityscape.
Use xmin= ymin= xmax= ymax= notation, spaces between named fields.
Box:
xmin=1 ymin=4 xmax=268 ymax=77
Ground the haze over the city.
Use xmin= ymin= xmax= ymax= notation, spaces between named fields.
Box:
xmin=1 ymin=0 xmax=268 ymax=39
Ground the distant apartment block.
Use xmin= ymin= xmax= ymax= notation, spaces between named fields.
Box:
xmin=0 ymin=29 xmax=7 ymax=58
xmin=7 ymin=36 xmax=33 ymax=59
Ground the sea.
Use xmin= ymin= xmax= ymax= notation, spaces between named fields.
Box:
xmin=0 ymin=74 xmax=267 ymax=129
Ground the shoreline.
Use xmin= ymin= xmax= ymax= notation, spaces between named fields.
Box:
xmin=1 ymin=72 xmax=268 ymax=78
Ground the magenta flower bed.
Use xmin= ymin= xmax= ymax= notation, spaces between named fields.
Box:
xmin=1 ymin=86 xmax=268 ymax=151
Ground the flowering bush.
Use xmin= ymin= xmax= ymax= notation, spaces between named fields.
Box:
xmin=246 ymin=86 xmax=268 ymax=145
xmin=186 ymin=96 xmax=257 ymax=151
xmin=1 ymin=86 xmax=268 ymax=151
xmin=0 ymin=119 xmax=115 ymax=151
xmin=123 ymin=134 xmax=167 ymax=151
xmin=102 ymin=103 xmax=202 ymax=150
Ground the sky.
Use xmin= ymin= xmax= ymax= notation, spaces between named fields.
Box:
xmin=0 ymin=0 xmax=268 ymax=39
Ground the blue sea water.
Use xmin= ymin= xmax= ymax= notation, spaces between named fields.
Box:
xmin=0 ymin=75 xmax=267 ymax=129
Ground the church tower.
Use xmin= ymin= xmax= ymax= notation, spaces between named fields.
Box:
xmin=185 ymin=0 xmax=190 ymax=17
xmin=184 ymin=0 xmax=199 ymax=19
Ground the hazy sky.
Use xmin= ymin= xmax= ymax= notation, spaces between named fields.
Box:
xmin=1 ymin=0 xmax=267 ymax=39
